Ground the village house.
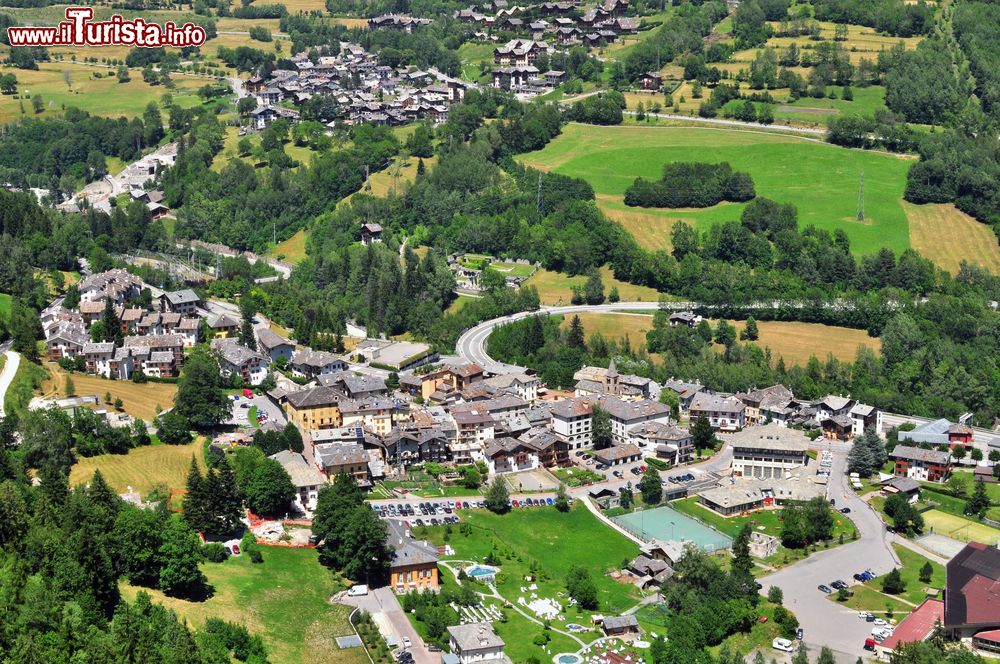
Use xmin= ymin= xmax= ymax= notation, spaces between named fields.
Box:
xmin=689 ymin=393 xmax=746 ymax=431
xmin=255 ymin=327 xmax=296 ymax=363
xmin=450 ymin=408 xmax=495 ymax=463
xmin=899 ymin=418 xmax=977 ymax=449
xmin=380 ymin=425 xmax=451 ymax=467
xmin=269 ymin=450 xmax=325 ymax=512
xmin=388 ymin=520 xmax=440 ymax=594
xmin=628 ymin=421 xmax=693 ymax=465
xmin=573 ymin=361 xmax=657 ymax=400
xmin=447 ymin=623 xmax=505 ymax=663
xmin=890 ymin=445 xmax=953 ymax=483
xmin=494 ymin=38 xmax=548 ymax=66
xmin=77 ymin=269 xmax=143 ymax=305
xmin=737 ymin=384 xmax=793 ymax=426
xmin=578 ymin=394 xmax=671 ymax=444
xmin=314 ymin=442 xmax=370 ymax=485
xmin=697 ymin=473 xmax=827 ymax=516
xmin=212 ymin=338 xmax=269 ymax=386
xmin=46 ymin=323 xmax=89 ymax=360
xmin=661 ymin=378 xmax=704 ymax=414
xmin=318 ymin=371 xmax=388 ymax=400
xmin=538 ymin=398 xmax=587 ymax=449
xmin=159 ymin=289 xmax=201 ymax=315
xmin=484 ymin=371 xmax=539 ymax=403
xmin=284 ymin=385 xmax=345 ymax=431
xmin=592 ymin=443 xmax=642 ymax=467
xmin=290 ymin=348 xmax=348 ymax=380
xmin=639 ymin=71 xmax=663 ymax=91
xmin=206 ymin=313 xmax=239 ymax=339
xmin=360 ymin=222 xmax=383 ymax=245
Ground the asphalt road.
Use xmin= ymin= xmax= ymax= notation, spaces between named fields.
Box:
xmin=760 ymin=447 xmax=899 ymax=663
xmin=341 ymin=587 xmax=435 ymax=663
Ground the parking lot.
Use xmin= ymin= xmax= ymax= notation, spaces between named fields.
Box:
xmin=369 ymin=495 xmax=563 ymax=529
xmin=227 ymin=390 xmax=287 ymax=428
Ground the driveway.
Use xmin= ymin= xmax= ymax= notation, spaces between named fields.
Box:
xmin=760 ymin=449 xmax=899 ymax=662
xmin=340 ymin=586 xmax=436 ymax=663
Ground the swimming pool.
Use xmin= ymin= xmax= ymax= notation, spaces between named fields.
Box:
xmin=554 ymin=654 xmax=581 ymax=664
xmin=612 ymin=505 xmax=732 ymax=551
xmin=466 ymin=564 xmax=498 ymax=580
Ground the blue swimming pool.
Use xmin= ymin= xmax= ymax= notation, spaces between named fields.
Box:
xmin=555 ymin=654 xmax=581 ymax=664
xmin=467 ymin=565 xmax=497 ymax=579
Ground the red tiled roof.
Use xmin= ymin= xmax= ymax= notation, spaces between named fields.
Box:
xmin=880 ymin=599 xmax=944 ymax=651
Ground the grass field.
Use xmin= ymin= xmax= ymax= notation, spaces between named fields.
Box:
xmin=121 ymin=547 xmax=366 ymax=664
xmin=827 ymin=543 xmax=944 ymax=614
xmin=3 ymin=358 xmax=48 ymax=416
xmin=270 ymin=229 xmax=310 ymax=263
xmin=69 ymin=438 xmax=204 ymax=495
xmin=445 ymin=293 xmax=478 ymax=315
xmin=922 ymin=509 xmax=1000 ymax=546
xmin=343 ymin=154 xmax=437 ymax=204
xmin=41 ymin=361 xmax=177 ymax=421
xmin=0 ymin=63 xmax=206 ymax=123
xmin=517 ymin=123 xmax=914 ymax=256
xmin=0 ymin=293 xmax=10 ymax=322
xmin=524 ymin=266 xmax=663 ymax=305
xmin=903 ymin=201 xmax=1000 ymax=274
xmin=557 ymin=312 xmax=879 ymax=366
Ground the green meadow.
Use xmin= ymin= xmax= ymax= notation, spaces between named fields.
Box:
xmin=517 ymin=123 xmax=915 ymax=255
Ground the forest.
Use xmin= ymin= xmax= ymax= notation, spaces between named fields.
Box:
xmin=623 ymin=162 xmax=755 ymax=208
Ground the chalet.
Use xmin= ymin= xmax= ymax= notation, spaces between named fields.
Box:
xmin=890 ymin=445 xmax=952 ymax=483
xmin=367 ymin=14 xmax=433 ymax=31
xmin=492 ymin=65 xmax=539 ymax=90
xmin=661 ymin=378 xmax=705 ymax=413
xmin=555 ymin=26 xmax=583 ymax=44
xmin=542 ymin=70 xmax=565 ymax=87
xmin=879 ymin=476 xmax=921 ymax=502
xmin=451 ymin=408 xmax=495 ymax=463
xmin=738 ymin=384 xmax=793 ymax=425
xmin=314 ymin=442 xmax=369 ymax=484
xmin=380 ymin=425 xmax=450 ymax=466
xmin=494 ymin=39 xmax=547 ymax=66
xmin=77 ymin=269 xmax=143 ymax=305
xmin=689 ymin=393 xmax=745 ymax=431
xmin=601 ymin=615 xmax=641 ymax=639
xmin=639 ymin=71 xmax=663 ymax=91
xmin=360 ymin=222 xmax=383 ymax=245
xmin=849 ymin=403 xmax=881 ymax=437
xmin=592 ymin=443 xmax=642 ymax=467
xmin=484 ymin=372 xmax=539 ymax=402
xmin=159 ymin=289 xmax=200 ymax=315
xmin=46 ymin=324 xmax=88 ymax=360
xmin=212 ymin=338 xmax=268 ymax=386
xmin=249 ymin=105 xmax=300 ymax=131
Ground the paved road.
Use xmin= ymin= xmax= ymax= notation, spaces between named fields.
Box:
xmin=623 ymin=111 xmax=829 ymax=136
xmin=0 ymin=350 xmax=21 ymax=418
xmin=341 ymin=586 xmax=435 ymax=663
xmin=760 ymin=447 xmax=899 ymax=663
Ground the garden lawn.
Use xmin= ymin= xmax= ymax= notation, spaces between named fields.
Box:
xmin=423 ymin=505 xmax=641 ymax=613
xmin=882 ymin=544 xmax=945 ymax=605
xmin=826 ymin=584 xmax=912 ymax=617
xmin=41 ymin=361 xmax=177 ymax=421
xmin=120 ymin=547 xmax=366 ymax=664
xmin=69 ymin=438 xmax=205 ymax=496
xmin=517 ymin=123 xmax=913 ymax=256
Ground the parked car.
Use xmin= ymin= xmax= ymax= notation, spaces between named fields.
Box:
xmin=402 ymin=637 xmax=411 ymax=648
xmin=817 ymin=585 xmax=832 ymax=594
xmin=873 ymin=618 xmax=887 ymax=627
xmin=308 ymin=534 xmax=321 ymax=545
xmin=347 ymin=584 xmax=369 ymax=597
xmin=772 ymin=638 xmax=794 ymax=652
xmin=831 ymin=580 xmax=848 ymax=590
xmin=840 ymin=507 xmax=852 ymax=514
xmin=796 ymin=628 xmax=803 ymax=640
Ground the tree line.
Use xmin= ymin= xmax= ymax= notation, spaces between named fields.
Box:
xmin=624 ymin=162 xmax=756 ymax=208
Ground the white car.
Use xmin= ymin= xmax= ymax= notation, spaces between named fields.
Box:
xmin=347 ymin=584 xmax=369 ymax=597
xmin=872 ymin=628 xmax=891 ymax=641
xmin=873 ymin=618 xmax=887 ymax=626
xmin=402 ymin=636 xmax=412 ymax=648
xmin=772 ymin=638 xmax=794 ymax=652
xmin=859 ymin=611 xmax=873 ymax=620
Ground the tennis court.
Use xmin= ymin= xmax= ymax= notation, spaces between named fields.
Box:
xmin=923 ymin=509 xmax=1000 ymax=546
xmin=613 ymin=505 xmax=732 ymax=551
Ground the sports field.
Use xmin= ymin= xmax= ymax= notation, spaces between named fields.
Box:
xmin=70 ymin=439 xmax=205 ymax=496
xmin=613 ymin=505 xmax=732 ymax=552
xmin=517 ymin=123 xmax=914 ymax=256
xmin=903 ymin=201 xmax=1000 ymax=274
xmin=923 ymin=509 xmax=1000 ymax=546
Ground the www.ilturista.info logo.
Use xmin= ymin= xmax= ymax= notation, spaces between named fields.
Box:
xmin=7 ymin=7 xmax=206 ymax=47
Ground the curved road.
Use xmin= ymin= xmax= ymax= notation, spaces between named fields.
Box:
xmin=456 ymin=302 xmax=689 ymax=374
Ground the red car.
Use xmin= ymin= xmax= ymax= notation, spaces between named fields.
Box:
xmin=242 ymin=388 xmax=253 ymax=398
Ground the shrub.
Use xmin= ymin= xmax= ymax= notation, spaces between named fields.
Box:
xmin=203 ymin=542 xmax=229 ymax=562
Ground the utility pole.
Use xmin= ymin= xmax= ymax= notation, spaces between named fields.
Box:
xmin=856 ymin=170 xmax=865 ymax=221
xmin=536 ymin=173 xmax=543 ymax=217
